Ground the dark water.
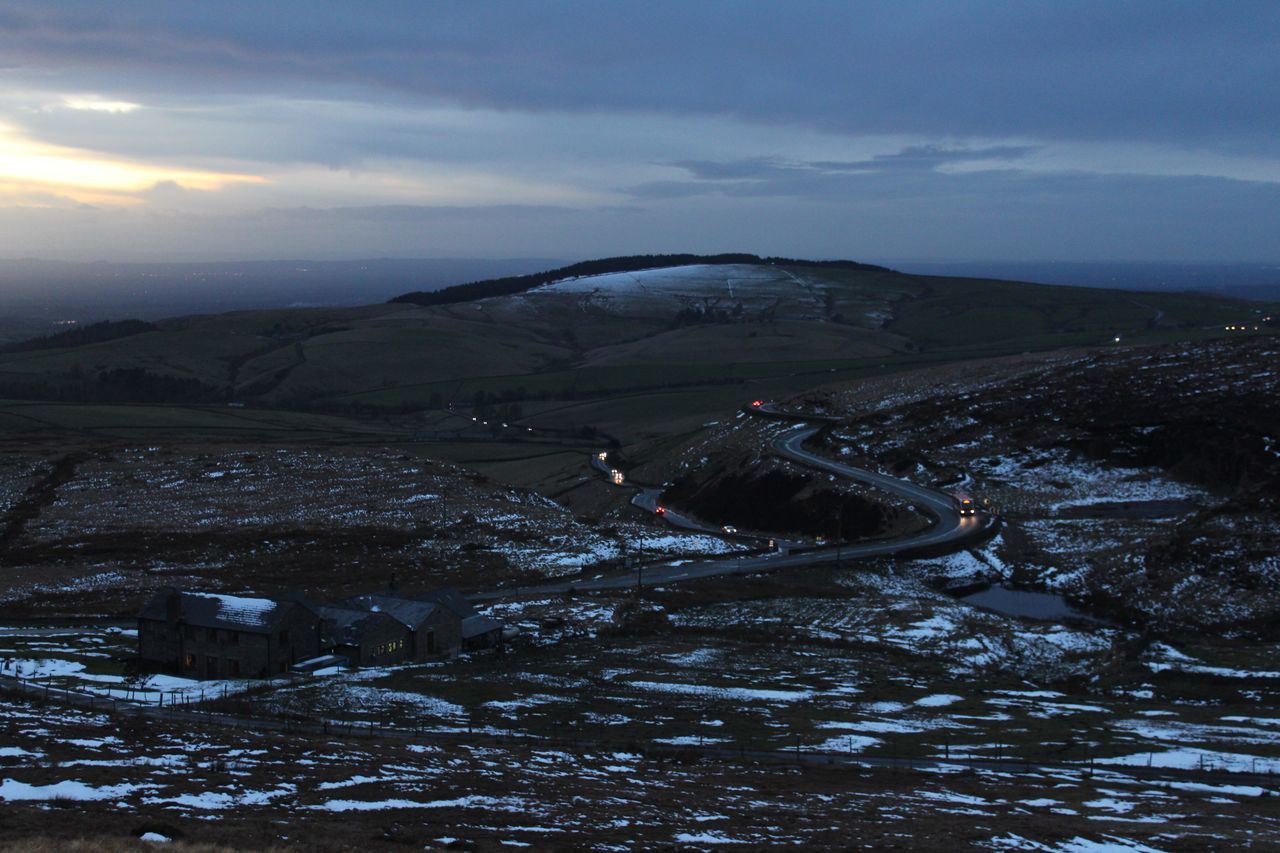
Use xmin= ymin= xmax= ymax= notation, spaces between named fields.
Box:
xmin=960 ymin=585 xmax=1101 ymax=623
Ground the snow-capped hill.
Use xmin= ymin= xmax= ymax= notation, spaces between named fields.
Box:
xmin=518 ymin=263 xmax=869 ymax=325
xmin=534 ymin=263 xmax=798 ymax=296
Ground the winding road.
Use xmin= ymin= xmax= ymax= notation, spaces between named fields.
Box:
xmin=479 ymin=404 xmax=992 ymax=600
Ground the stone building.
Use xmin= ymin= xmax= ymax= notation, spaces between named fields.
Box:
xmin=332 ymin=593 xmax=463 ymax=660
xmin=137 ymin=585 xmax=498 ymax=679
xmin=136 ymin=588 xmax=322 ymax=679
xmin=416 ymin=587 xmax=504 ymax=651
xmin=318 ymin=606 xmax=413 ymax=668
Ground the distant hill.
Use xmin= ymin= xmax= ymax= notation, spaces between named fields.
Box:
xmin=388 ymin=254 xmax=892 ymax=307
xmin=893 ymin=260 xmax=1280 ymax=302
xmin=0 ymin=259 xmax=1272 ymax=458
xmin=0 ymin=257 xmax=559 ymax=325
xmin=0 ymin=319 xmax=157 ymax=354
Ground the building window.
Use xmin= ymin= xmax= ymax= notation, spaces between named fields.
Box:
xmin=228 ymin=630 xmax=239 ymax=645
xmin=206 ymin=656 xmax=217 ymax=676
xmin=373 ymin=638 xmax=406 ymax=657
xmin=207 ymin=628 xmax=218 ymax=642
xmin=184 ymin=625 xmax=195 ymax=640
xmin=228 ymin=659 xmax=240 ymax=676
xmin=183 ymin=653 xmax=196 ymax=669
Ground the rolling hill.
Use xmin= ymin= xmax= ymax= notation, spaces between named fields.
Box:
xmin=0 ymin=256 xmax=1273 ymax=487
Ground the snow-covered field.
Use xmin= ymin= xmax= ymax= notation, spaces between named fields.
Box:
xmin=526 ymin=264 xmax=825 ymax=316
xmin=973 ymin=446 xmax=1208 ymax=514
xmin=0 ymin=627 xmax=266 ymax=703
xmin=5 ymin=691 xmax=1269 ymax=849
xmin=495 ymin=526 xmax=744 ymax=578
xmin=509 ymin=263 xmax=900 ymax=332
xmin=0 ymin=456 xmax=46 ymax=516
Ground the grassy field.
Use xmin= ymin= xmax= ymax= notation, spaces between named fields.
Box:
xmin=0 ymin=399 xmax=407 ymax=442
xmin=0 ymin=262 xmax=1273 ymax=491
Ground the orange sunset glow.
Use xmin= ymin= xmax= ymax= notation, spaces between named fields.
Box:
xmin=0 ymin=121 xmax=264 ymax=205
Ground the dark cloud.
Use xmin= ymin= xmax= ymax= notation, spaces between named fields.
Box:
xmin=2 ymin=168 xmax=1277 ymax=262
xmin=816 ymin=145 xmax=1039 ymax=172
xmin=147 ymin=180 xmax=186 ymax=196
xmin=1 ymin=3 xmax=1277 ymax=263
xmin=667 ymin=146 xmax=1037 ymax=186
xmin=626 ymin=158 xmax=1280 ymax=215
xmin=666 ymin=158 xmax=794 ymax=181
xmin=1 ymin=2 xmax=1277 ymax=152
xmin=262 ymin=204 xmax=574 ymax=223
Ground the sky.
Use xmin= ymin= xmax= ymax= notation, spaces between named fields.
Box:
xmin=0 ymin=1 xmax=1277 ymax=263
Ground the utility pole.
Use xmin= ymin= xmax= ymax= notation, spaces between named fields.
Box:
xmin=835 ymin=503 xmax=844 ymax=569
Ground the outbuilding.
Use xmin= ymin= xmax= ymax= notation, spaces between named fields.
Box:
xmin=319 ymin=606 xmax=413 ymax=667
xmin=416 ymin=587 xmax=504 ymax=651
xmin=333 ymin=594 xmax=462 ymax=659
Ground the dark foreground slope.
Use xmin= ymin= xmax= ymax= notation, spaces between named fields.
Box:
xmin=801 ymin=335 xmax=1279 ymax=637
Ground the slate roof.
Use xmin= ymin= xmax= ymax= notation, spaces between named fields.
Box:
xmin=461 ymin=613 xmax=502 ymax=639
xmin=336 ymin=594 xmax=438 ymax=630
xmin=415 ymin=587 xmax=479 ymax=620
xmin=318 ymin=605 xmax=394 ymax=646
xmin=138 ymin=588 xmax=299 ymax=632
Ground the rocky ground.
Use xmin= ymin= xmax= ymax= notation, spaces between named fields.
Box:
xmin=0 ymin=439 xmax=741 ymax=618
xmin=6 ymin=687 xmax=1278 ymax=851
xmin=2 ymin=333 xmax=1277 ymax=849
xmin=820 ymin=336 xmax=1278 ymax=638
xmin=655 ymin=336 xmax=1278 ymax=640
xmin=5 ymin=571 xmax=1280 ymax=850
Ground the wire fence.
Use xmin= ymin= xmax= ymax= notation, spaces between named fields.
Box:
xmin=3 ymin=670 xmax=1276 ymax=785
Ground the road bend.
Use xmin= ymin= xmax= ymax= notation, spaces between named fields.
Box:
xmin=477 ymin=408 xmax=988 ymax=600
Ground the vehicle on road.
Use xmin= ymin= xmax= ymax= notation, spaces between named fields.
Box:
xmin=655 ymin=506 xmax=666 ymax=516
xmin=722 ymin=524 xmax=737 ymax=534
xmin=953 ymin=492 xmax=977 ymax=517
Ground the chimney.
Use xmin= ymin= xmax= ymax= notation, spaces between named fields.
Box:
xmin=163 ymin=587 xmax=181 ymax=624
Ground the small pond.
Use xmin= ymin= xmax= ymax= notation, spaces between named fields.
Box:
xmin=959 ymin=585 xmax=1104 ymax=624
